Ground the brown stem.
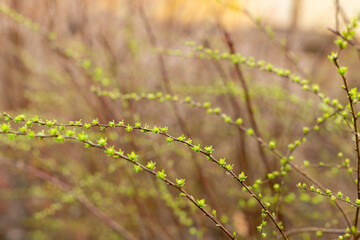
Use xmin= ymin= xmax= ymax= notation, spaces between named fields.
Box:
xmin=328 ymin=28 xmax=360 ymax=52
xmin=0 ymin=158 xmax=137 ymax=240
xmin=0 ymin=119 xmax=289 ymax=239
xmin=243 ymin=8 xmax=307 ymax=78
xmin=333 ymin=57 xmax=360 ymax=236
xmin=280 ymin=227 xmax=346 ymax=239
xmin=221 ymin=28 xmax=272 ymax=174
xmin=335 ymin=0 xmax=340 ymax=31
xmin=138 ymin=5 xmax=221 ymax=215
xmin=202 ymin=40 xmax=251 ymax=179
xmin=2 ymin=132 xmax=237 ymax=239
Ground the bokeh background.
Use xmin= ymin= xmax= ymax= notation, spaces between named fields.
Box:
xmin=1 ymin=0 xmax=360 ymax=239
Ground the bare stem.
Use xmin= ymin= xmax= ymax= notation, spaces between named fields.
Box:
xmin=221 ymin=28 xmax=272 ymax=174
xmin=332 ymin=56 xmax=360 ymax=237
xmin=0 ymin=157 xmax=138 ymax=240
xmin=138 ymin=5 xmax=221 ymax=214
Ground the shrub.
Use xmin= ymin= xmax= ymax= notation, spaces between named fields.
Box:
xmin=0 ymin=1 xmax=360 ymax=239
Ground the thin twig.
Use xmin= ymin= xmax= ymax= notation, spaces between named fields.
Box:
xmin=0 ymin=158 xmax=138 ymax=240
xmin=202 ymin=40 xmax=250 ymax=178
xmin=335 ymin=0 xmax=340 ymax=31
xmin=332 ymin=55 xmax=360 ymax=237
xmin=328 ymin=27 xmax=360 ymax=52
xmin=138 ymin=6 xmax=221 ymax=213
xmin=221 ymin=27 xmax=272 ymax=174
xmin=0 ymin=131 xmax=236 ymax=239
xmin=0 ymin=116 xmax=289 ymax=239
xmin=242 ymin=8 xmax=307 ymax=77
xmin=281 ymin=227 xmax=346 ymax=239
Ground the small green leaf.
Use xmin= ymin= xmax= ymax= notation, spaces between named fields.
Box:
xmin=219 ymin=158 xmax=226 ymax=167
xmin=157 ymin=169 xmax=166 ymax=180
xmin=338 ymin=66 xmax=348 ymax=76
xmin=204 ymin=145 xmax=214 ymax=154
xmin=247 ymin=128 xmax=254 ymax=136
xmin=105 ymin=146 xmax=115 ymax=156
xmin=1 ymin=123 xmax=10 ymax=133
xmin=134 ymin=165 xmax=142 ymax=173
xmin=196 ymin=199 xmax=206 ymax=208
xmin=176 ymin=178 xmax=185 ymax=187
xmin=97 ymin=137 xmax=107 ymax=147
xmin=235 ymin=118 xmax=243 ymax=125
xmin=269 ymin=141 xmax=276 ymax=149
xmin=192 ymin=144 xmax=201 ymax=152
xmin=125 ymin=124 xmax=133 ymax=132
xmin=239 ymin=172 xmax=247 ymax=181
xmin=127 ymin=152 xmax=137 ymax=161
xmin=146 ymin=161 xmax=156 ymax=170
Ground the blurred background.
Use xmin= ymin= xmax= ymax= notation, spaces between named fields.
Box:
xmin=0 ymin=0 xmax=360 ymax=239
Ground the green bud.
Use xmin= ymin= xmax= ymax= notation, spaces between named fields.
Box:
xmin=338 ymin=66 xmax=348 ymax=76
xmin=269 ymin=141 xmax=276 ymax=149
xmin=197 ymin=199 xmax=206 ymax=208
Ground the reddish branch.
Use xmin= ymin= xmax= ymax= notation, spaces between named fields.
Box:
xmin=138 ymin=5 xmax=221 ymax=214
xmin=332 ymin=57 xmax=360 ymax=238
xmin=221 ymin=28 xmax=272 ymax=174
xmin=0 ymin=158 xmax=137 ymax=240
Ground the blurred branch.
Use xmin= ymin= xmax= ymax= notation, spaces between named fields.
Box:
xmin=243 ymin=8 xmax=308 ymax=78
xmin=0 ymin=130 xmax=237 ymax=240
xmin=280 ymin=227 xmax=346 ymax=239
xmin=138 ymin=4 xmax=221 ymax=215
xmin=202 ymin=40 xmax=250 ymax=177
xmin=335 ymin=0 xmax=340 ymax=31
xmin=328 ymin=27 xmax=360 ymax=52
xmin=221 ymin=27 xmax=272 ymax=174
xmin=0 ymin=157 xmax=138 ymax=240
xmin=331 ymin=54 xmax=360 ymax=235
